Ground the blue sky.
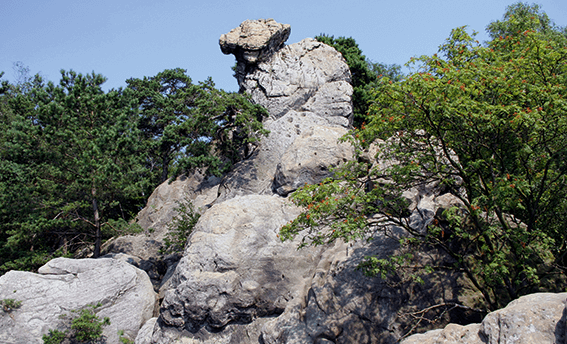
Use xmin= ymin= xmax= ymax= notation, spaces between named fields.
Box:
xmin=2 ymin=0 xmax=566 ymax=92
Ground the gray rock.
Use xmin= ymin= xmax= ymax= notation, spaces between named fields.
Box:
xmin=401 ymin=292 xmax=567 ymax=344
xmin=216 ymin=35 xmax=353 ymax=202
xmin=150 ymin=195 xmax=325 ymax=343
xmin=241 ymin=38 xmax=352 ymax=123
xmin=135 ymin=172 xmax=221 ymax=235
xmin=216 ymin=110 xmax=334 ymax=202
xmin=0 ymin=257 xmax=156 ymax=344
xmin=136 ymin=317 xmax=158 ymax=344
xmin=102 ymin=172 xmax=221 ymax=289
xmin=401 ymin=325 xmax=482 ymax=344
xmin=144 ymin=317 xmax=273 ymax=344
xmin=219 ymin=18 xmax=290 ymax=65
xmin=259 ymin=228 xmax=467 ymax=344
xmin=273 ymin=125 xmax=354 ymax=196
xmin=480 ymin=292 xmax=567 ymax=344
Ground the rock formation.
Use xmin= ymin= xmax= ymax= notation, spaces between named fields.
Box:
xmin=2 ymin=18 xmax=566 ymax=344
xmin=136 ymin=19 xmax=471 ymax=344
xmin=402 ymin=292 xmax=567 ymax=344
xmin=0 ymin=257 xmax=156 ymax=343
xmin=216 ymin=24 xmax=353 ymax=202
xmin=220 ymin=19 xmax=290 ymax=67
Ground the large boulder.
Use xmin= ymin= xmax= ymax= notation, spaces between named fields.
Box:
xmin=401 ymin=292 xmax=567 ymax=344
xmin=148 ymin=195 xmax=325 ymax=343
xmin=0 ymin=257 xmax=156 ymax=344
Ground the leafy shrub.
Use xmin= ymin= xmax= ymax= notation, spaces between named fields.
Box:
xmin=118 ymin=329 xmax=134 ymax=344
xmin=71 ymin=304 xmax=110 ymax=342
xmin=161 ymin=198 xmax=200 ymax=254
xmin=42 ymin=303 xmax=110 ymax=344
xmin=42 ymin=329 xmax=67 ymax=344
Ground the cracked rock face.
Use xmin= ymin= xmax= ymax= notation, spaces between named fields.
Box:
xmin=216 ymin=21 xmax=353 ymax=202
xmin=149 ymin=195 xmax=324 ymax=342
xmin=273 ymin=125 xmax=354 ymax=196
xmin=241 ymin=38 xmax=352 ymax=124
xmin=0 ymin=257 xmax=156 ymax=344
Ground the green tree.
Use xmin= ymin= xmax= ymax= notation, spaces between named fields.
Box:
xmin=1 ymin=70 xmax=147 ymax=265
xmin=126 ymin=68 xmax=269 ymax=184
xmin=316 ymin=35 xmax=402 ymax=127
xmin=486 ymin=2 xmax=566 ymax=39
xmin=283 ymin=4 xmax=567 ymax=312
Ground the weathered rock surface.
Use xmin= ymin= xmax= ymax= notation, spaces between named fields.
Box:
xmin=102 ymin=172 xmax=221 ymax=290
xmin=0 ymin=257 xmax=156 ymax=344
xmin=217 ymin=25 xmax=353 ymax=202
xmin=402 ymin=292 xmax=567 ymax=344
xmin=273 ymin=125 xmax=354 ymax=196
xmin=241 ymin=38 xmax=352 ymax=123
xmin=259 ymin=184 xmax=472 ymax=344
xmin=220 ymin=18 xmax=290 ymax=65
xmin=149 ymin=195 xmax=325 ymax=343
xmin=135 ymin=172 xmax=222 ymax=235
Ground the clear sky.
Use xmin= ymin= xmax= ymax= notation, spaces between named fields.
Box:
xmin=2 ymin=0 xmax=566 ymax=93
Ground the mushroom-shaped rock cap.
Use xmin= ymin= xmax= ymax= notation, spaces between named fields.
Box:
xmin=220 ymin=19 xmax=291 ymax=64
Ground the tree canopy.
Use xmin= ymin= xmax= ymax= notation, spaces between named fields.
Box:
xmin=126 ymin=68 xmax=268 ymax=185
xmin=315 ymin=35 xmax=403 ymax=127
xmin=282 ymin=2 xmax=567 ymax=312
xmin=0 ymin=68 xmax=268 ymax=272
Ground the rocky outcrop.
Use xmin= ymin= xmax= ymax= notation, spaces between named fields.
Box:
xmin=217 ymin=20 xmax=353 ymax=202
xmin=402 ymin=292 xmax=567 ymax=344
xmin=0 ymin=257 xmax=156 ymax=344
xmin=102 ymin=172 xmax=221 ymax=290
xmin=137 ymin=19 xmax=479 ymax=344
xmin=149 ymin=195 xmax=324 ymax=342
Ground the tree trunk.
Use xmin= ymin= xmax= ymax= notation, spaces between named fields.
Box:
xmin=92 ymin=187 xmax=101 ymax=258
xmin=160 ymin=154 xmax=169 ymax=183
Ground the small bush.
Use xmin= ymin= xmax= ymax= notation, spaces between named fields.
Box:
xmin=118 ymin=329 xmax=134 ymax=344
xmin=161 ymin=198 xmax=200 ymax=254
xmin=42 ymin=329 xmax=67 ymax=344
xmin=71 ymin=304 xmax=110 ymax=342
xmin=1 ymin=298 xmax=22 ymax=312
xmin=42 ymin=303 xmax=110 ymax=344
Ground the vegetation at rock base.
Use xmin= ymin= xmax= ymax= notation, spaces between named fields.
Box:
xmin=0 ymin=66 xmax=268 ymax=274
xmin=282 ymin=1 xmax=567 ymax=316
xmin=42 ymin=303 xmax=110 ymax=344
xmin=316 ymin=34 xmax=403 ymax=127
xmin=118 ymin=330 xmax=134 ymax=344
